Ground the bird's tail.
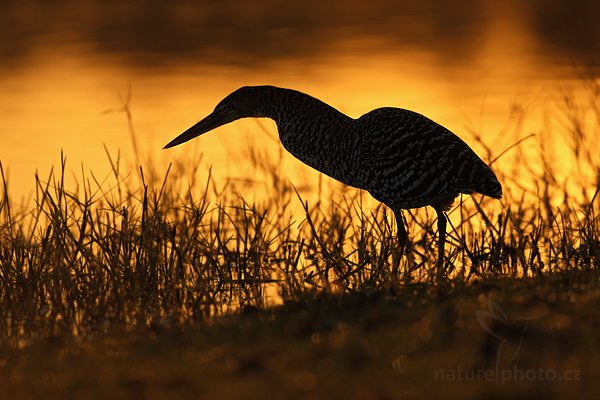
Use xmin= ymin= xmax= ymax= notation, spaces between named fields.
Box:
xmin=459 ymin=158 xmax=503 ymax=199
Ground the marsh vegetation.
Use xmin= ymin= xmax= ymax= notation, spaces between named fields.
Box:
xmin=0 ymin=83 xmax=599 ymax=398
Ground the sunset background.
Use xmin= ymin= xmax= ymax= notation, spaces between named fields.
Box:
xmin=1 ymin=0 xmax=599 ymax=200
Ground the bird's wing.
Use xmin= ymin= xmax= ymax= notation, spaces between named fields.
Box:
xmin=356 ymin=107 xmax=494 ymax=209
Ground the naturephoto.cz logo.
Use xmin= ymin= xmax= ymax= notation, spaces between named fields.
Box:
xmin=433 ymin=300 xmax=582 ymax=385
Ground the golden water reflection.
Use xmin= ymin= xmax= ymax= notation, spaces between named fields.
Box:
xmin=0 ymin=57 xmax=593 ymax=204
xmin=0 ymin=0 xmax=598 ymax=204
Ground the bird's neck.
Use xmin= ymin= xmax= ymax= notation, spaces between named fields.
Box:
xmin=265 ymin=89 xmax=353 ymax=145
xmin=254 ymin=87 xmax=351 ymax=125
xmin=258 ymin=87 xmax=362 ymax=187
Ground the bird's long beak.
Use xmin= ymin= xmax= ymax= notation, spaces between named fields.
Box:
xmin=163 ymin=110 xmax=239 ymax=149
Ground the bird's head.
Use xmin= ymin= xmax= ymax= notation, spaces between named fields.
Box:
xmin=163 ymin=86 xmax=268 ymax=149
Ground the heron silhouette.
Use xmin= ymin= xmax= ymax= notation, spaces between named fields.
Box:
xmin=164 ymin=86 xmax=502 ymax=278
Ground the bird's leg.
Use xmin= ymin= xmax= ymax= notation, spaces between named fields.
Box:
xmin=393 ymin=209 xmax=408 ymax=255
xmin=434 ymin=206 xmax=447 ymax=280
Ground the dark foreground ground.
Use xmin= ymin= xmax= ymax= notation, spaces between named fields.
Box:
xmin=1 ymin=271 xmax=598 ymax=400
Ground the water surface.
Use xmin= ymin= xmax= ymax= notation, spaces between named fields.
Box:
xmin=1 ymin=0 xmax=598 ymax=200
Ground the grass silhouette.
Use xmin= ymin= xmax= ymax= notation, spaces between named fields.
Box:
xmin=0 ymin=83 xmax=598 ymax=398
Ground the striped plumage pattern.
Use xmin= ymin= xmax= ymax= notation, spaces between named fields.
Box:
xmin=224 ymin=86 xmax=502 ymax=207
xmin=356 ymin=107 xmax=502 ymax=210
xmin=164 ymin=85 xmax=503 ymax=277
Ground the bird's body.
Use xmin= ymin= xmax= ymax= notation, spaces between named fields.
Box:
xmin=165 ymin=85 xmax=502 ymax=277
xmin=356 ymin=107 xmax=501 ymax=209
